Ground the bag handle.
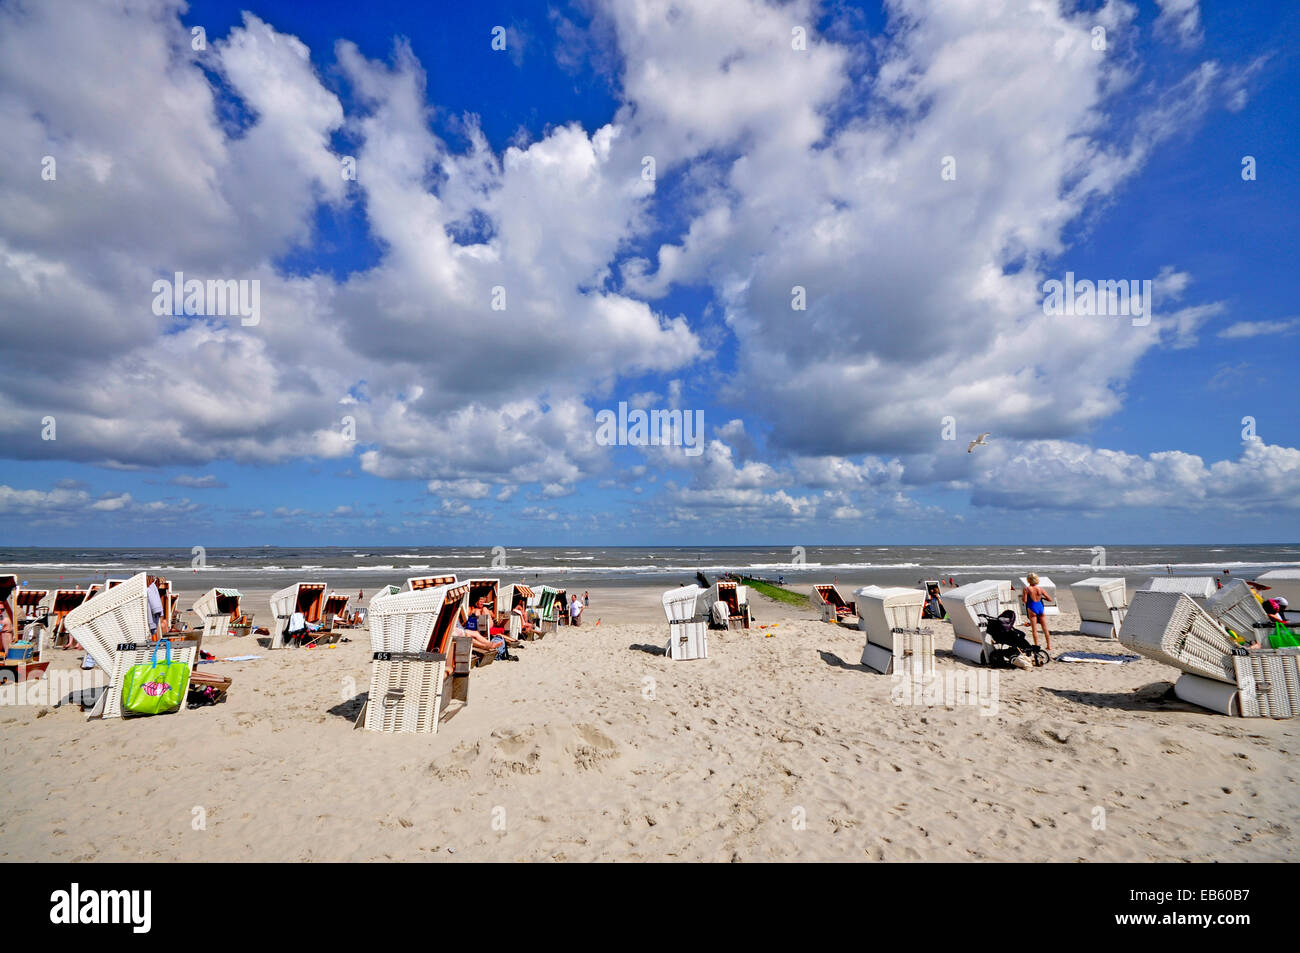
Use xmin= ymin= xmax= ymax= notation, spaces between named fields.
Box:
xmin=150 ymin=638 xmax=173 ymax=666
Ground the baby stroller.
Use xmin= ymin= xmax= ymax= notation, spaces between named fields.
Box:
xmin=980 ymin=610 xmax=1050 ymax=668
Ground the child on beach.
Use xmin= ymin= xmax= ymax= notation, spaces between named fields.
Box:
xmin=1022 ymin=573 xmax=1053 ymax=651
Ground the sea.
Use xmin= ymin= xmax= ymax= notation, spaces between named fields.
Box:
xmin=2 ymin=545 xmax=1296 ymax=595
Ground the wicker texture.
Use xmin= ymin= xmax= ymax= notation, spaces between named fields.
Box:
xmin=861 ymin=628 xmax=934 ymax=676
xmin=1233 ymin=651 xmax=1300 ymax=719
xmin=368 ymin=585 xmax=466 ymax=653
xmin=1141 ymin=576 xmax=1216 ymax=600
xmin=662 ymin=585 xmax=702 ymax=621
xmin=855 ymin=586 xmax=924 ymax=644
xmin=1206 ymin=580 xmax=1270 ymax=646
xmin=1118 ymin=591 xmax=1236 ymax=683
xmin=63 ymin=572 xmax=151 ymax=671
xmin=943 ymin=581 xmax=1002 ymax=643
xmin=363 ymin=656 xmax=443 ymax=732
xmin=1070 ymin=577 xmax=1127 ymax=622
xmin=267 ymin=582 xmax=327 ymax=649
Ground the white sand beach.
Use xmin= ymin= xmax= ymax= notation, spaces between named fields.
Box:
xmin=1 ymin=586 xmax=1295 ymax=863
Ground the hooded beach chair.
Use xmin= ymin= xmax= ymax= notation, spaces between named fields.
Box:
xmin=40 ymin=588 xmax=93 ymax=649
xmin=322 ymin=591 xmax=351 ymax=629
xmin=855 ymin=585 xmax=932 ymax=676
xmin=534 ymin=586 xmax=568 ymax=633
xmin=267 ymin=582 xmax=328 ymax=649
xmin=1118 ymin=590 xmax=1237 ymax=683
xmin=357 ymin=582 xmax=472 ymax=733
xmin=811 ymin=584 xmax=856 ymax=623
xmin=662 ymin=585 xmax=708 ymax=660
xmin=707 ymin=581 xmax=750 ymax=629
xmin=1070 ymin=577 xmax=1128 ymax=638
xmin=1140 ymin=576 xmax=1216 ymax=604
xmin=943 ymin=580 xmax=1005 ymax=665
xmin=1 ymin=574 xmax=50 ymax=682
xmin=62 ymin=572 xmax=200 ymax=719
xmin=501 ymin=583 xmax=535 ymax=640
xmin=192 ymin=588 xmax=243 ymax=639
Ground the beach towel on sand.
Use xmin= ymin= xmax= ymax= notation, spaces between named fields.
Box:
xmin=1057 ymin=652 xmax=1139 ymax=664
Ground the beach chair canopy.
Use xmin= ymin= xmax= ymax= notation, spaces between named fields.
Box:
xmin=943 ymin=580 xmax=1004 ymax=643
xmin=369 ymin=582 xmax=469 ymax=655
xmin=63 ymin=572 xmax=152 ymax=672
xmin=15 ymin=588 xmax=47 ymax=614
xmin=1141 ymin=576 xmax=1216 ymax=600
xmin=1070 ymin=577 xmax=1127 ymax=619
xmin=503 ymin=583 xmax=534 ymax=613
xmin=855 ymin=585 xmax=925 ymax=640
xmin=465 ymin=578 xmax=499 ymax=613
xmin=407 ymin=575 xmax=457 ymax=591
xmin=662 ymin=585 xmax=704 ymax=621
xmin=323 ymin=592 xmax=350 ymax=616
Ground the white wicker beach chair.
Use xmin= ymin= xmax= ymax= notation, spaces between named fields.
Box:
xmin=267 ymin=582 xmax=328 ymax=649
xmin=663 ymin=585 xmax=708 ymax=660
xmin=501 ymin=583 xmax=535 ymax=640
xmin=943 ymin=580 xmax=1003 ymax=663
xmin=192 ymin=587 xmax=242 ymax=640
xmin=854 ymin=585 xmax=932 ymax=675
xmin=40 ymin=588 xmax=93 ymax=648
xmin=1118 ymin=590 xmax=1236 ymax=683
xmin=63 ymin=573 xmax=199 ymax=719
xmin=1070 ymin=577 xmax=1128 ymax=638
xmin=357 ymin=584 xmax=473 ymax=734
xmin=1140 ymin=576 xmax=1216 ymax=603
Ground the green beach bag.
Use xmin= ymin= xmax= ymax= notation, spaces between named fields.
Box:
xmin=1270 ymin=622 xmax=1300 ymax=650
xmin=121 ymin=639 xmax=190 ymax=716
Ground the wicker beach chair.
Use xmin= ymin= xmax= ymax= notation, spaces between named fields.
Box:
xmin=501 ymin=583 xmax=535 ymax=640
xmin=811 ymin=584 xmax=856 ymax=624
xmin=1205 ymin=580 xmax=1273 ymax=647
xmin=40 ymin=588 xmax=93 ymax=649
xmin=267 ymin=582 xmax=328 ymax=649
xmin=357 ymin=582 xmax=471 ymax=733
xmin=63 ymin=573 xmax=200 ymax=719
xmin=663 ymin=585 xmax=708 ymax=660
xmin=1140 ymin=576 xmax=1216 ymax=603
xmin=855 ymin=585 xmax=932 ymax=676
xmin=192 ymin=587 xmax=243 ymax=640
xmin=1070 ymin=577 xmax=1128 ymax=638
xmin=1118 ymin=590 xmax=1236 ymax=683
xmin=707 ymin=581 xmax=750 ymax=629
xmin=943 ymin=580 xmax=1004 ymax=664
xmin=1 ymin=574 xmax=50 ymax=682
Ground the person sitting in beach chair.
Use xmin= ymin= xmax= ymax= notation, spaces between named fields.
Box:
xmin=464 ymin=598 xmax=516 ymax=661
xmin=921 ymin=582 xmax=946 ymax=619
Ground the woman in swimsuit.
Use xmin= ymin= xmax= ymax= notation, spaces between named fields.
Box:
xmin=1022 ymin=572 xmax=1052 ymax=651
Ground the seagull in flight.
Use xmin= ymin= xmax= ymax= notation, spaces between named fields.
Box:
xmin=967 ymin=432 xmax=991 ymax=452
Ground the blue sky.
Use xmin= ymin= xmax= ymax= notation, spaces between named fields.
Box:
xmin=0 ymin=0 xmax=1297 ymax=546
